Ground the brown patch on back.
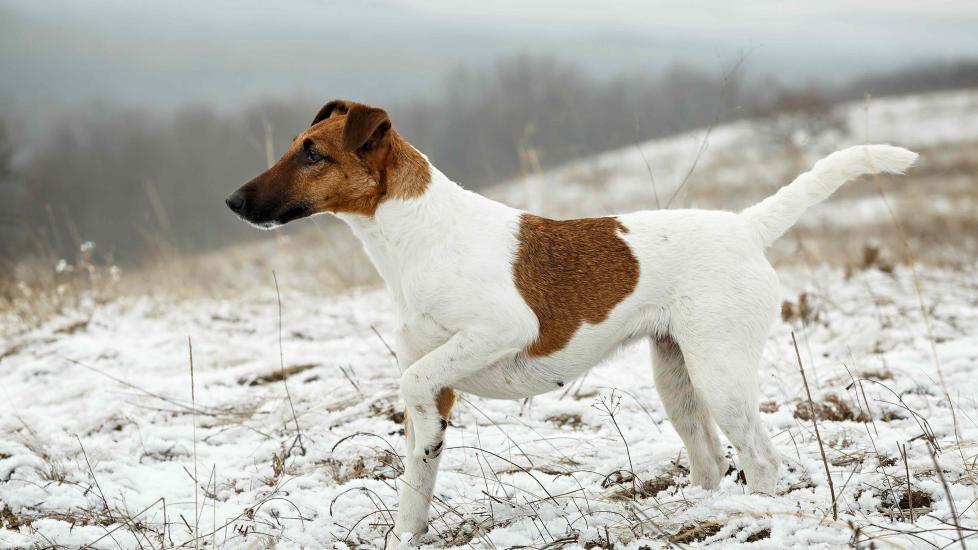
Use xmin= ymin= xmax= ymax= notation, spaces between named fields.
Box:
xmin=514 ymin=214 xmax=640 ymax=357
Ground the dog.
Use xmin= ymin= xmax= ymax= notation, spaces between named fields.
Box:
xmin=226 ymin=99 xmax=917 ymax=547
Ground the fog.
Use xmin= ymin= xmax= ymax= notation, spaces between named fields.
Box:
xmin=4 ymin=0 xmax=978 ymax=129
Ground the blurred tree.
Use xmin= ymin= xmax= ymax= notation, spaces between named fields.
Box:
xmin=0 ymin=119 xmax=11 ymax=181
xmin=0 ymin=118 xmax=19 ymax=247
xmin=754 ymin=89 xmax=848 ymax=151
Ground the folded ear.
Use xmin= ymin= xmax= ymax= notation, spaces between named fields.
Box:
xmin=311 ymin=99 xmax=350 ymax=126
xmin=342 ymin=104 xmax=391 ymax=152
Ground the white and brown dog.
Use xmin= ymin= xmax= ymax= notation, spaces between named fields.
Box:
xmin=227 ymin=100 xmax=917 ymax=547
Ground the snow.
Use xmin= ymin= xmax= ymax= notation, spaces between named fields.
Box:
xmin=488 ymin=88 xmax=978 ymax=223
xmin=2 ymin=88 xmax=978 ymax=548
xmin=2 ymin=263 xmax=978 ymax=549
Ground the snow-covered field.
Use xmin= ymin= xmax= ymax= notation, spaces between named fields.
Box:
xmin=3 ymin=89 xmax=978 ymax=549
xmin=3 ymin=262 xmax=978 ymax=549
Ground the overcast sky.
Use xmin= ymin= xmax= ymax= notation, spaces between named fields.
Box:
xmin=2 ymin=0 xmax=977 ymax=130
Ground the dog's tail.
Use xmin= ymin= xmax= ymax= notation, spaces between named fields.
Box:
xmin=740 ymin=144 xmax=918 ymax=247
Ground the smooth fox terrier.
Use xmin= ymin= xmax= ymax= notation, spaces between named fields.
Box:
xmin=227 ymin=99 xmax=917 ymax=547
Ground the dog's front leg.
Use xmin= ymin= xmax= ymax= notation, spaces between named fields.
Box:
xmin=389 ymin=330 xmax=517 ymax=547
xmin=388 ymin=402 xmax=449 ymax=549
xmin=400 ymin=331 xmax=516 ymax=458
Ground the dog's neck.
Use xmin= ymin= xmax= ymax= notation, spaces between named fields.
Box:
xmin=336 ymin=160 xmax=475 ymax=288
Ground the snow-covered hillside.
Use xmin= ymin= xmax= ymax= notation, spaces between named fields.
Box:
xmin=488 ymin=89 xmax=978 ymax=267
xmin=491 ymin=88 xmax=978 ymax=217
xmin=2 ymin=89 xmax=978 ymax=549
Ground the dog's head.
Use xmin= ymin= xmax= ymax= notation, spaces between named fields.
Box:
xmin=226 ymin=99 xmax=427 ymax=228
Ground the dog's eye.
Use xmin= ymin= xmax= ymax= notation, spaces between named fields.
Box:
xmin=304 ymin=147 xmax=322 ymax=164
xmin=300 ymin=139 xmax=334 ymax=165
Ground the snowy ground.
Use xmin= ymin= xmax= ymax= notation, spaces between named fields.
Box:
xmin=2 ymin=262 xmax=978 ymax=549
xmin=3 ymin=89 xmax=978 ymax=549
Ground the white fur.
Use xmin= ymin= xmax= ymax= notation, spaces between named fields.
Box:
xmin=741 ymin=145 xmax=918 ymax=245
xmin=333 ymin=145 xmax=917 ymax=548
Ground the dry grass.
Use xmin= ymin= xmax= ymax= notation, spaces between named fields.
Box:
xmin=545 ymin=412 xmax=585 ymax=429
xmin=0 ymin=216 xmax=379 ymax=337
xmin=793 ymin=393 xmax=870 ymax=423
xmin=0 ymin=241 xmax=121 ymax=335
xmin=670 ymin=521 xmax=723 ymax=544
xmin=238 ymin=363 xmax=318 ymax=386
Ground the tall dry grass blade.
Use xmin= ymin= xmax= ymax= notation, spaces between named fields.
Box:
xmin=927 ymin=442 xmax=966 ymax=550
xmin=75 ymin=435 xmax=112 ymax=518
xmin=593 ymin=390 xmax=640 ymax=501
xmin=632 ymin=114 xmax=660 ymax=209
xmin=370 ymin=324 xmax=399 ymax=368
xmin=665 ymin=52 xmax=748 ymax=209
xmin=861 ymin=95 xmax=947 ymax=390
xmin=901 ymin=443 xmax=915 ymax=523
xmin=792 ymin=331 xmax=837 ymax=521
xmin=211 ymin=464 xmax=217 ymax=550
xmin=79 ymin=497 xmax=165 ymax=550
xmin=188 ymin=336 xmax=200 ymax=550
xmin=76 ymin=437 xmax=154 ymax=549
xmin=862 ymin=95 xmax=975 ymax=513
xmin=273 ymin=270 xmax=305 ymax=456
xmin=63 ymin=356 xmax=212 ymax=416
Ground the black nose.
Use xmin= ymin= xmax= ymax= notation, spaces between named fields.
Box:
xmin=225 ymin=191 xmax=245 ymax=213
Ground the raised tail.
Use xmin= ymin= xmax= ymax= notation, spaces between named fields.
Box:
xmin=740 ymin=144 xmax=918 ymax=247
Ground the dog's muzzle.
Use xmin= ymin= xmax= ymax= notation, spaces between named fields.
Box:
xmin=225 ymin=189 xmax=311 ymax=229
xmin=225 ymin=190 xmax=246 ymax=214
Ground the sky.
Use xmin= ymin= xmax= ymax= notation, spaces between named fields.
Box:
xmin=2 ymin=0 xmax=977 ymax=132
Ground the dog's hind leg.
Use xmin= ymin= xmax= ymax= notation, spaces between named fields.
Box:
xmin=670 ymin=286 xmax=782 ymax=494
xmin=651 ymin=337 xmax=728 ymax=489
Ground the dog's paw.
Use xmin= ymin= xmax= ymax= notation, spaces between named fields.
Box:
xmin=387 ymin=529 xmax=437 ymax=549
xmin=385 ymin=531 xmax=411 ymax=550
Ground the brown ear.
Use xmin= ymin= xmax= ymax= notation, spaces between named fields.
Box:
xmin=342 ymin=105 xmax=391 ymax=152
xmin=311 ymin=99 xmax=350 ymax=126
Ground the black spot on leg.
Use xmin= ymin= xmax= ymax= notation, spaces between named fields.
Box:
xmin=440 ymin=418 xmax=448 ymax=430
xmin=425 ymin=440 xmax=444 ymax=459
xmin=556 ymin=381 xmax=565 ymax=387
